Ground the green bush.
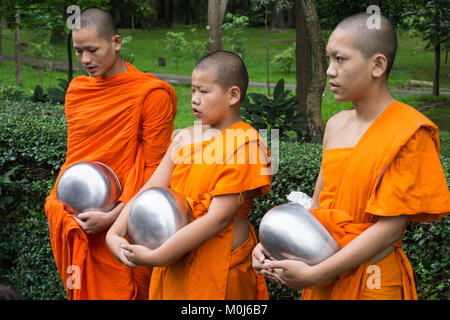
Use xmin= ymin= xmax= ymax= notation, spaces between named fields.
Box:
xmin=271 ymin=43 xmax=296 ymax=74
xmin=0 ymin=98 xmax=448 ymax=300
xmin=241 ymin=79 xmax=308 ymax=141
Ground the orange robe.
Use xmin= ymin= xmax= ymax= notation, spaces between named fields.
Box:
xmin=149 ymin=121 xmax=272 ymax=300
xmin=302 ymin=101 xmax=449 ymax=300
xmin=44 ymin=62 xmax=177 ymax=300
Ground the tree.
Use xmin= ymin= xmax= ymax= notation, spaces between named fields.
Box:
xmin=403 ymin=0 xmax=449 ymax=96
xmin=295 ymin=0 xmax=327 ymax=141
xmin=207 ymin=0 xmax=228 ymax=52
xmin=251 ymin=0 xmax=291 ymax=96
xmin=14 ymin=9 xmax=22 ymax=85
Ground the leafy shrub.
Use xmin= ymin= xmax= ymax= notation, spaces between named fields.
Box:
xmin=241 ymin=79 xmax=308 ymax=141
xmin=0 ymin=79 xmax=68 ymax=105
xmin=222 ymin=13 xmax=250 ymax=58
xmin=164 ymin=32 xmax=188 ymax=67
xmin=271 ymin=43 xmax=296 ymax=74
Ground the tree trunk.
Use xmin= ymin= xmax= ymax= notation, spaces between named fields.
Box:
xmin=0 ymin=17 xmax=3 ymax=65
xmin=15 ymin=10 xmax=22 ymax=86
xmin=271 ymin=1 xmax=284 ymax=30
xmin=297 ymin=0 xmax=326 ymax=141
xmin=164 ymin=0 xmax=172 ymax=28
xmin=295 ymin=0 xmax=311 ymax=117
xmin=146 ymin=0 xmax=160 ymax=28
xmin=433 ymin=41 xmax=440 ymax=96
xmin=67 ymin=32 xmax=73 ymax=83
xmin=0 ymin=6 xmax=5 ymax=65
xmin=207 ymin=0 xmax=227 ymax=52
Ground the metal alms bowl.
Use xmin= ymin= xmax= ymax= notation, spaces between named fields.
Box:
xmin=56 ymin=161 xmax=122 ymax=214
xmin=259 ymin=202 xmax=340 ymax=265
xmin=128 ymin=187 xmax=193 ymax=250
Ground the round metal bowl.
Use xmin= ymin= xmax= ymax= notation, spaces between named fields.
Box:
xmin=259 ymin=202 xmax=339 ymax=265
xmin=128 ymin=187 xmax=193 ymax=250
xmin=56 ymin=161 xmax=122 ymax=214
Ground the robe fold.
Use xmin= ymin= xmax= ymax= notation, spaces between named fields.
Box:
xmin=148 ymin=121 xmax=272 ymax=300
xmin=44 ymin=62 xmax=177 ymax=300
xmin=302 ymin=101 xmax=449 ymax=300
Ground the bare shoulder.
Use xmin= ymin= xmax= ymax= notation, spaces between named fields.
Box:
xmin=172 ymin=126 xmax=195 ymax=146
xmin=326 ymin=110 xmax=353 ymax=130
xmin=323 ymin=110 xmax=354 ymax=147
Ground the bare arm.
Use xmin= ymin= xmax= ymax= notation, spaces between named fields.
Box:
xmin=121 ymin=193 xmax=243 ymax=267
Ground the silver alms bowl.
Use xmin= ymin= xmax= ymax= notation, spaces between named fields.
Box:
xmin=128 ymin=187 xmax=193 ymax=250
xmin=56 ymin=161 xmax=122 ymax=214
xmin=259 ymin=202 xmax=339 ymax=265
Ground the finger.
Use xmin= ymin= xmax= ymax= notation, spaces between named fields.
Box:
xmin=72 ymin=215 xmax=85 ymax=227
xmin=120 ymin=249 xmax=137 ymax=268
xmin=261 ymin=270 xmax=280 ymax=284
xmin=77 ymin=213 xmax=88 ymax=220
xmin=253 ymin=249 xmax=265 ymax=262
xmin=263 ymin=260 xmax=286 ymax=271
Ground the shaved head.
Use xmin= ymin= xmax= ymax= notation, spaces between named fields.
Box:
xmin=78 ymin=8 xmax=117 ymax=40
xmin=194 ymin=50 xmax=249 ymax=102
xmin=336 ymin=12 xmax=397 ymax=78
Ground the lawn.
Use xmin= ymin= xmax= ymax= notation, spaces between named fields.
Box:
xmin=1 ymin=24 xmax=449 ymax=88
xmin=0 ymin=24 xmax=449 ymax=131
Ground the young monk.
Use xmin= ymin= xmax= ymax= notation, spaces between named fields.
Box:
xmin=44 ymin=8 xmax=177 ymax=300
xmin=107 ymin=50 xmax=272 ymax=300
xmin=253 ymin=12 xmax=450 ymax=300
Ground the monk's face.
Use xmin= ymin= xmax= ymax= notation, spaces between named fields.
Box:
xmin=326 ymin=28 xmax=373 ymax=102
xmin=72 ymin=28 xmax=121 ymax=77
xmin=191 ymin=68 xmax=235 ymax=128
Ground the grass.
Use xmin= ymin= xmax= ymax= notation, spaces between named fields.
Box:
xmin=0 ymin=25 xmax=448 ymax=131
xmin=1 ymin=25 xmax=449 ymax=88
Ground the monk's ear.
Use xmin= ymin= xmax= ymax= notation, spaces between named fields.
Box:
xmin=371 ymin=53 xmax=387 ymax=79
xmin=111 ymin=34 xmax=122 ymax=52
xmin=228 ymin=86 xmax=241 ymax=106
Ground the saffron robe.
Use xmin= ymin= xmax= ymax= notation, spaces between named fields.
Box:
xmin=44 ymin=62 xmax=177 ymax=300
xmin=149 ymin=121 xmax=272 ymax=300
xmin=301 ymin=101 xmax=449 ymax=300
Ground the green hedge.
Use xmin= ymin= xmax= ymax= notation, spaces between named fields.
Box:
xmin=0 ymin=98 xmax=448 ymax=300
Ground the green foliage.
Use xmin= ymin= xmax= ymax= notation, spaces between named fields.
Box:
xmin=222 ymin=13 xmax=250 ymax=58
xmin=403 ymin=218 xmax=449 ymax=300
xmin=402 ymin=0 xmax=449 ymax=47
xmin=121 ymin=35 xmax=136 ymax=64
xmin=188 ymin=28 xmax=212 ymax=61
xmin=0 ymin=78 xmax=68 ymax=105
xmin=271 ymin=43 xmax=295 ymax=74
xmin=164 ymin=32 xmax=188 ymax=67
xmin=241 ymin=79 xmax=307 ymax=141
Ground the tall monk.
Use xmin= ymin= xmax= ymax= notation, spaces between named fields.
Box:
xmin=44 ymin=8 xmax=177 ymax=300
xmin=253 ymin=12 xmax=449 ymax=300
xmin=107 ymin=50 xmax=272 ymax=299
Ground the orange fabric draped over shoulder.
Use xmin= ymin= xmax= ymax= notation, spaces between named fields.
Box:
xmin=148 ymin=121 xmax=273 ymax=300
xmin=44 ymin=63 xmax=177 ymax=300
xmin=301 ymin=102 xmax=449 ymax=300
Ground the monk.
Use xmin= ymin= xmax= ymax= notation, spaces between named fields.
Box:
xmin=253 ymin=12 xmax=450 ymax=300
xmin=44 ymin=8 xmax=177 ymax=300
xmin=107 ymin=50 xmax=272 ymax=300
